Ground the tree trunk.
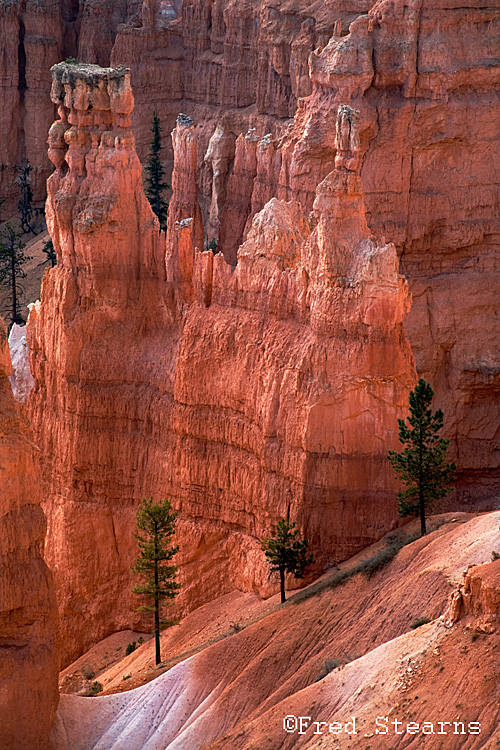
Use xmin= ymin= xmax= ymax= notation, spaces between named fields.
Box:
xmin=280 ymin=566 xmax=286 ymax=603
xmin=10 ymin=236 xmax=16 ymax=327
xmin=419 ymin=428 xmax=426 ymax=536
xmin=154 ymin=528 xmax=161 ymax=665
xmin=419 ymin=490 xmax=426 ymax=536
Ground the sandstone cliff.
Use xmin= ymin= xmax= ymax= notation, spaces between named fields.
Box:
xmin=213 ymin=0 xmax=500 ymax=502
xmin=3 ymin=0 xmax=498 ymax=503
xmin=0 ymin=315 xmax=59 ymax=749
xmin=28 ymin=60 xmax=414 ymax=666
xmin=0 ymin=0 xmax=320 ymax=212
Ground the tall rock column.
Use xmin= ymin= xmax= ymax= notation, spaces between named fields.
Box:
xmin=165 ymin=113 xmax=205 ymax=302
xmin=0 ymin=316 xmax=59 ymax=749
xmin=28 ymin=62 xmax=170 ymax=667
xmin=192 ymin=105 xmax=416 ymax=565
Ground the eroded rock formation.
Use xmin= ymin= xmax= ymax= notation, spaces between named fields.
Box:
xmin=0 ymin=316 xmax=59 ymax=749
xmin=3 ymin=4 xmax=500 ymax=497
xmin=446 ymin=558 xmax=500 ymax=634
xmin=28 ymin=62 xmax=169 ymax=666
xmin=211 ymin=0 xmax=500 ymax=504
xmin=28 ymin=61 xmax=414 ymax=666
xmin=0 ymin=0 xmax=322 ymax=212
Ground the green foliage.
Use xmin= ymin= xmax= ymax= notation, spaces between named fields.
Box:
xmin=388 ymin=379 xmax=456 ymax=536
xmin=132 ymin=497 xmax=180 ymax=664
xmin=261 ymin=519 xmax=314 ymax=603
xmin=17 ymin=161 xmax=36 ymax=234
xmin=208 ymin=238 xmax=218 ymax=253
xmin=410 ymin=616 xmax=431 ymax=629
xmin=145 ymin=112 xmax=169 ymax=232
xmin=0 ymin=222 xmax=32 ymax=328
xmin=91 ymin=681 xmax=103 ymax=695
xmin=125 ymin=641 xmax=136 ymax=656
xmin=42 ymin=238 xmax=57 ymax=267
xmin=65 ymin=57 xmax=77 ymax=64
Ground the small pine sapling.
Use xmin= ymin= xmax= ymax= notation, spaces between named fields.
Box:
xmin=132 ymin=498 xmax=180 ymax=665
xmin=145 ymin=112 xmax=169 ymax=232
xmin=388 ymin=379 xmax=456 ymax=536
xmin=261 ymin=519 xmax=314 ymax=603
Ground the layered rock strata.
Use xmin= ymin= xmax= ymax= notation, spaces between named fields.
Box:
xmin=28 ymin=62 xmax=169 ymax=666
xmin=28 ymin=62 xmax=414 ymax=666
xmin=0 ymin=0 xmax=327 ymax=212
xmin=0 ymin=316 xmax=59 ymax=749
xmin=212 ymin=0 xmax=500 ymax=504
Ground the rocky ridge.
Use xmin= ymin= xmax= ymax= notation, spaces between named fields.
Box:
xmin=50 ymin=512 xmax=500 ymax=750
xmin=0 ymin=315 xmax=59 ymax=750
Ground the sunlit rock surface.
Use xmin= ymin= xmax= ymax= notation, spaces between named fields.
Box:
xmin=0 ymin=316 xmax=59 ymax=749
xmin=28 ymin=62 xmax=414 ymax=667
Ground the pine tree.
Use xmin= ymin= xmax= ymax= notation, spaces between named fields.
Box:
xmin=388 ymin=379 xmax=456 ymax=536
xmin=261 ymin=519 xmax=314 ymax=603
xmin=42 ymin=238 xmax=57 ymax=267
xmin=17 ymin=161 xmax=36 ymax=235
xmin=0 ymin=223 xmax=32 ymax=328
xmin=132 ymin=498 xmax=180 ymax=665
xmin=145 ymin=112 xmax=169 ymax=232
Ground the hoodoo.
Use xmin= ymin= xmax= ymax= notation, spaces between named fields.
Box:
xmin=0 ymin=0 xmax=495 ymax=746
xmin=2 ymin=0 xmax=498 ymax=506
xmin=28 ymin=60 xmax=414 ymax=666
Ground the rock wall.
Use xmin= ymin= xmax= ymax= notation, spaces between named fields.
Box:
xmin=28 ymin=62 xmax=414 ymax=666
xmin=0 ymin=0 xmax=323 ymax=212
xmin=0 ymin=316 xmax=59 ymax=749
xmin=2 ymin=0 xmax=497 ymax=503
xmin=4 ymin=0 xmax=495 ymax=670
xmin=217 ymin=0 xmax=500 ymax=504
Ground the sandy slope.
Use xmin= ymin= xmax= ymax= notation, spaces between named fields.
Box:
xmin=52 ymin=512 xmax=500 ymax=750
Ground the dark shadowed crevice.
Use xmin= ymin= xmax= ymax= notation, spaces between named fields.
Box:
xmin=61 ymin=0 xmax=81 ymax=60
xmin=17 ymin=15 xmax=27 ymax=95
xmin=61 ymin=0 xmax=80 ymax=23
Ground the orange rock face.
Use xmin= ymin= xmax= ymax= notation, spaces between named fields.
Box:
xmin=0 ymin=0 xmax=317 ymax=211
xmin=0 ymin=316 xmax=59 ymax=749
xmin=0 ymin=0 xmax=135 ymax=213
xmin=28 ymin=62 xmax=168 ymax=666
xmin=28 ymin=62 xmax=414 ymax=666
xmin=446 ymin=558 xmax=500 ymax=634
xmin=214 ymin=0 xmax=500 ymax=504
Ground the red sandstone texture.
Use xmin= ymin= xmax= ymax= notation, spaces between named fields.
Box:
xmin=0 ymin=0 xmax=317 ymax=211
xmin=2 ymin=0 xmax=498 ymax=499
xmin=28 ymin=60 xmax=414 ymax=666
xmin=0 ymin=316 xmax=59 ymax=749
